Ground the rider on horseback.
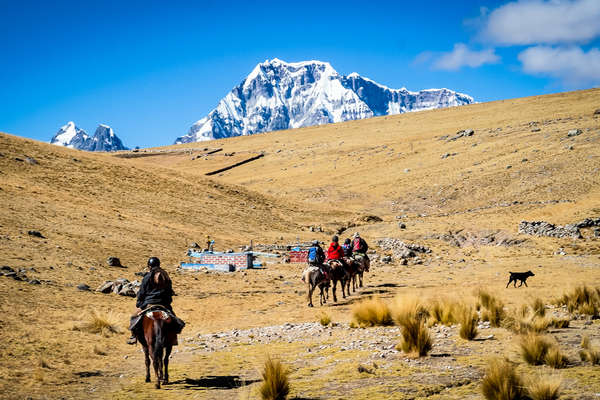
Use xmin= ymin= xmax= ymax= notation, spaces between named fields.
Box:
xmin=307 ymin=240 xmax=328 ymax=280
xmin=351 ymin=232 xmax=370 ymax=265
xmin=326 ymin=235 xmax=346 ymax=267
xmin=342 ymin=238 xmax=353 ymax=257
xmin=127 ymin=257 xmax=183 ymax=344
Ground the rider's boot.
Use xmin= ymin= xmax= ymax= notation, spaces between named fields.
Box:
xmin=127 ymin=334 xmax=137 ymax=345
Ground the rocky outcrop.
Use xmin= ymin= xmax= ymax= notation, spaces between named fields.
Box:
xmin=96 ymin=278 xmax=140 ymax=297
xmin=519 ymin=221 xmax=582 ymax=239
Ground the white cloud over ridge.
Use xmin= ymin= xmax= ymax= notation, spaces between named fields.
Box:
xmin=432 ymin=43 xmax=500 ymax=70
xmin=482 ymin=0 xmax=600 ymax=45
xmin=518 ymin=46 xmax=600 ymax=87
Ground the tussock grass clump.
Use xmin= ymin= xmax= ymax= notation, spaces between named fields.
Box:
xmin=525 ymin=374 xmax=562 ymax=400
xmin=458 ymin=306 xmax=478 ymax=340
xmin=394 ymin=297 xmax=432 ymax=357
xmin=580 ymin=335 xmax=600 ymax=365
xmin=555 ymin=285 xmax=600 ymax=317
xmin=503 ymin=305 xmax=549 ymax=334
xmin=352 ymin=298 xmax=393 ymax=327
xmin=427 ymin=299 xmax=458 ymax=326
xmin=530 ymin=317 xmax=550 ymax=333
xmin=73 ymin=310 xmax=122 ymax=336
xmin=481 ymin=358 xmax=524 ymax=400
xmin=519 ymin=333 xmax=553 ymax=365
xmin=544 ymin=346 xmax=568 ymax=369
xmin=259 ymin=356 xmax=290 ymax=400
xmin=531 ymin=298 xmax=546 ymax=318
xmin=477 ymin=289 xmax=505 ymax=327
xmin=318 ymin=312 xmax=331 ymax=326
xmin=549 ymin=318 xmax=570 ymax=329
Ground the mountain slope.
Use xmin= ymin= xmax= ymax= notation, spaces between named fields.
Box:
xmin=175 ymin=59 xmax=474 ymax=143
xmin=50 ymin=122 xmax=128 ymax=151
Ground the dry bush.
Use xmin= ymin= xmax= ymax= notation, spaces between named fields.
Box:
xmin=530 ymin=317 xmax=550 ymax=333
xmin=394 ymin=296 xmax=432 ymax=356
xmin=531 ymin=298 xmax=546 ymax=318
xmin=352 ymin=298 xmax=393 ymax=327
xmin=427 ymin=299 xmax=458 ymax=326
xmin=458 ymin=305 xmax=478 ymax=340
xmin=580 ymin=335 xmax=600 ymax=365
xmin=544 ymin=346 xmax=568 ymax=369
xmin=318 ymin=312 xmax=331 ymax=326
xmin=549 ymin=318 xmax=570 ymax=329
xmin=481 ymin=358 xmax=524 ymax=400
xmin=73 ymin=310 xmax=122 ymax=336
xmin=555 ymin=286 xmax=600 ymax=317
xmin=503 ymin=306 xmax=549 ymax=334
xmin=259 ymin=356 xmax=290 ymax=400
xmin=525 ymin=374 xmax=562 ymax=400
xmin=519 ymin=333 xmax=553 ymax=365
xmin=477 ymin=289 xmax=505 ymax=327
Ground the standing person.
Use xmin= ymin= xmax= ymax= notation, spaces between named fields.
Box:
xmin=206 ymin=235 xmax=214 ymax=252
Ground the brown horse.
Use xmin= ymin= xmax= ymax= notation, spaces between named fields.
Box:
xmin=353 ymin=254 xmax=370 ymax=288
xmin=302 ymin=266 xmax=329 ymax=307
xmin=327 ymin=259 xmax=349 ymax=302
xmin=137 ymin=269 xmax=178 ymax=389
xmin=343 ymin=257 xmax=359 ymax=293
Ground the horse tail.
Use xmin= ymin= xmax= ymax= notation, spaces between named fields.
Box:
xmin=153 ymin=320 xmax=165 ymax=365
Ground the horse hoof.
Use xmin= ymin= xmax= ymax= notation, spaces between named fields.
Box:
xmin=155 ymin=384 xmax=161 ymax=389
xmin=145 ymin=377 xmax=151 ymax=383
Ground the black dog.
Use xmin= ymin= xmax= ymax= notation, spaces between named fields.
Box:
xmin=506 ymin=271 xmax=535 ymax=288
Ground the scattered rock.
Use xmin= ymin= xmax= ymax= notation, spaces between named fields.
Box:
xmin=357 ymin=364 xmax=375 ymax=374
xmin=77 ymin=283 xmax=91 ymax=291
xmin=428 ymin=230 xmax=525 ymax=247
xmin=447 ymin=129 xmax=474 ymax=141
xmin=189 ymin=242 xmax=200 ymax=249
xmin=1 ymin=266 xmax=14 ymax=273
xmin=25 ymin=157 xmax=38 ymax=165
xmin=594 ymin=109 xmax=600 ymax=115
xmin=96 ymin=281 xmax=114 ymax=293
xmin=106 ymin=257 xmax=123 ymax=267
xmin=27 ymin=230 xmax=45 ymax=238
xmin=377 ymin=238 xmax=431 ymax=261
xmin=531 ymin=128 xmax=541 ymax=132
xmin=519 ymin=221 xmax=582 ymax=239
xmin=28 ymin=279 xmax=41 ymax=285
xmin=398 ymin=223 xmax=406 ymax=229
xmin=567 ymin=129 xmax=582 ymax=137
xmin=96 ymin=279 xmax=141 ymax=296
xmin=381 ymin=255 xmax=392 ymax=264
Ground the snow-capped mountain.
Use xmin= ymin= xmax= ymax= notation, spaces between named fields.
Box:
xmin=175 ymin=58 xmax=474 ymax=143
xmin=50 ymin=122 xmax=127 ymax=152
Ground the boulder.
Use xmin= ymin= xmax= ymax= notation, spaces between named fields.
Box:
xmin=567 ymin=129 xmax=582 ymax=137
xmin=106 ymin=257 xmax=123 ymax=267
xmin=96 ymin=281 xmax=114 ymax=293
xmin=77 ymin=283 xmax=91 ymax=291
xmin=118 ymin=286 xmax=136 ymax=297
xmin=27 ymin=230 xmax=45 ymax=238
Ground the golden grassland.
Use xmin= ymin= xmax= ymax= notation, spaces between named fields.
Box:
xmin=0 ymin=88 xmax=599 ymax=399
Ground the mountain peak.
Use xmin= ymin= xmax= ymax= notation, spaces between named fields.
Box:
xmin=50 ymin=123 xmax=127 ymax=152
xmin=175 ymin=60 xmax=474 ymax=144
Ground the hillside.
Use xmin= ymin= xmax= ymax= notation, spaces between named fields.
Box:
xmin=1 ymin=88 xmax=600 ymax=399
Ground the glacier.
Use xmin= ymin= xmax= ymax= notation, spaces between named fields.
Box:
xmin=175 ymin=58 xmax=474 ymax=143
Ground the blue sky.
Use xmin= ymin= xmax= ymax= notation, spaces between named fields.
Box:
xmin=1 ymin=0 xmax=599 ymax=148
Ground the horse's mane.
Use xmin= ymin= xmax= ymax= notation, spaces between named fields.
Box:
xmin=152 ymin=268 xmax=171 ymax=290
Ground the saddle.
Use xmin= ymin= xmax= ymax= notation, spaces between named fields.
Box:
xmin=129 ymin=305 xmax=185 ymax=335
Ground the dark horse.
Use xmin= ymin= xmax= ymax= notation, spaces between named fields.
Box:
xmin=343 ymin=257 xmax=359 ymax=293
xmin=327 ymin=259 xmax=349 ymax=302
xmin=137 ymin=270 xmax=178 ymax=389
xmin=353 ymin=254 xmax=370 ymax=288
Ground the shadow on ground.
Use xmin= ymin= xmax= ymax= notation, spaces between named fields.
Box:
xmin=168 ymin=376 xmax=260 ymax=390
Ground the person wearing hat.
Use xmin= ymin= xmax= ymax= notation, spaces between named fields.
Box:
xmin=327 ymin=235 xmax=345 ymax=261
xmin=342 ymin=238 xmax=353 ymax=257
xmin=307 ymin=239 xmax=328 ymax=279
xmin=351 ymin=232 xmax=369 ymax=258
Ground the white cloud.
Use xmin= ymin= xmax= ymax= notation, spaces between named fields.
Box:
xmin=432 ymin=43 xmax=500 ymax=70
xmin=518 ymin=45 xmax=600 ymax=87
xmin=482 ymin=0 xmax=600 ymax=45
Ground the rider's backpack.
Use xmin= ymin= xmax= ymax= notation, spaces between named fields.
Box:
xmin=307 ymin=246 xmax=319 ymax=263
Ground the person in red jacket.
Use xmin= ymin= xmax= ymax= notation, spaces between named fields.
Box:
xmin=327 ymin=235 xmax=345 ymax=262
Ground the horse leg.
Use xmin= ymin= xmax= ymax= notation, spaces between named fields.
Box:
xmin=359 ymin=270 xmax=364 ymax=288
xmin=163 ymin=345 xmax=172 ymax=384
xmin=143 ymin=345 xmax=151 ymax=383
xmin=332 ymin=279 xmax=337 ymax=303
xmin=307 ymin=282 xmax=314 ymax=307
xmin=153 ymin=322 xmax=164 ymax=389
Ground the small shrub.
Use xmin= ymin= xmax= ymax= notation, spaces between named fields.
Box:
xmin=544 ymin=346 xmax=568 ymax=369
xmin=519 ymin=333 xmax=553 ymax=365
xmin=259 ymin=356 xmax=290 ymax=400
xmin=580 ymin=335 xmax=600 ymax=365
xmin=549 ymin=318 xmax=570 ymax=329
xmin=427 ymin=299 xmax=457 ymax=326
xmin=531 ymin=298 xmax=546 ymax=318
xmin=458 ymin=306 xmax=478 ymax=340
xmin=555 ymin=285 xmax=600 ymax=317
xmin=318 ymin=312 xmax=331 ymax=326
xmin=525 ymin=374 xmax=562 ymax=400
xmin=481 ymin=358 xmax=524 ymax=400
xmin=352 ymin=298 xmax=393 ymax=327
xmin=394 ymin=297 xmax=432 ymax=357
xmin=73 ymin=310 xmax=121 ymax=335
xmin=477 ymin=289 xmax=505 ymax=327
xmin=530 ymin=317 xmax=550 ymax=333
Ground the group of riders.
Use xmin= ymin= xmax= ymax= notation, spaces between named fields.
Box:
xmin=127 ymin=233 xmax=370 ymax=343
xmin=307 ymin=232 xmax=369 ymax=281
